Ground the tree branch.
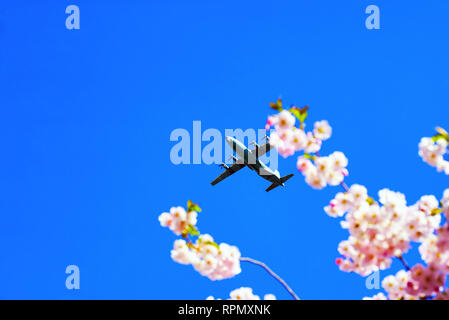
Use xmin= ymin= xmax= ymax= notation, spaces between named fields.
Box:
xmin=340 ymin=181 xmax=350 ymax=192
xmin=240 ymin=257 xmax=300 ymax=300
xmin=397 ymin=255 xmax=411 ymax=271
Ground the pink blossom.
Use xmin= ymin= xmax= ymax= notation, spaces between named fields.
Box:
xmin=419 ymin=137 xmax=449 ymax=175
xmin=159 ymin=206 xmax=197 ymax=236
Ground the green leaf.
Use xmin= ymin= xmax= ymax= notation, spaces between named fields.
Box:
xmin=187 ymin=200 xmax=202 ymax=212
xmin=366 ymin=197 xmax=376 ymax=205
xmin=300 ymin=105 xmax=309 ymax=113
xmin=186 ymin=224 xmax=199 ymax=236
xmin=430 ymin=208 xmax=443 ymax=216
xmin=190 ymin=204 xmax=201 ymax=212
xmin=303 ymin=153 xmax=316 ymax=160
xmin=289 ymin=105 xmax=309 ymax=123
xmin=299 ymin=106 xmax=309 ymax=122
xmin=298 ymin=112 xmax=307 ymax=124
xmin=269 ymin=99 xmax=283 ymax=111
xmin=432 ymin=134 xmax=446 ymax=142
xmin=289 ymin=107 xmax=301 ymax=120
xmin=433 ymin=127 xmax=449 ymax=142
xmin=203 ymin=241 xmax=220 ymax=250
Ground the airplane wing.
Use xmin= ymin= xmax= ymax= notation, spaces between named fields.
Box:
xmin=265 ymin=182 xmax=280 ymax=192
xmin=211 ymin=163 xmax=245 ymax=185
xmin=250 ymin=142 xmax=272 ymax=158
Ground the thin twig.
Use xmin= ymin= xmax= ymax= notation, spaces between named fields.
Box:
xmin=240 ymin=257 xmax=300 ymax=300
xmin=397 ymin=255 xmax=410 ymax=271
xmin=340 ymin=181 xmax=350 ymax=192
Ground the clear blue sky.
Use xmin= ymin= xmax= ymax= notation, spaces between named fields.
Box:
xmin=0 ymin=1 xmax=448 ymax=299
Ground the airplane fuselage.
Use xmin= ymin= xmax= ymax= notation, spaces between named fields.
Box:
xmin=225 ymin=136 xmax=284 ymax=186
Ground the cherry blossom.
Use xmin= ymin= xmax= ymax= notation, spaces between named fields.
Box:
xmin=267 ymin=100 xmax=348 ymax=189
xmin=313 ymin=120 xmax=332 ymax=141
xmin=159 ymin=206 xmax=198 ymax=236
xmin=381 ymin=264 xmax=447 ymax=300
xmin=330 ymin=186 xmax=443 ymax=276
xmin=382 ymin=270 xmax=418 ymax=300
xmin=276 ymin=110 xmax=296 ymax=130
xmin=190 ymin=234 xmax=242 ymax=281
xmin=159 ymin=202 xmax=242 ymax=281
xmin=303 ymin=131 xmax=322 ymax=154
xmin=419 ymin=226 xmax=449 ymax=274
xmin=169 ymin=232 xmax=242 ymax=281
xmin=406 ymin=263 xmax=446 ymax=297
xmin=171 ymin=239 xmax=197 ymax=265
xmin=160 ymin=199 xmax=300 ymax=299
xmin=296 ymin=152 xmax=348 ymax=190
xmin=418 ymin=129 xmax=449 ymax=175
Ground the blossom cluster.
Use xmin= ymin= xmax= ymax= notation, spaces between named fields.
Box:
xmin=171 ymin=235 xmax=241 ymax=280
xmin=420 ymin=224 xmax=449 ymax=275
xmin=328 ymin=185 xmax=442 ymax=276
xmin=381 ymin=264 xmax=447 ymax=300
xmin=267 ymin=110 xmax=330 ymax=157
xmin=207 ymin=287 xmax=276 ymax=300
xmin=159 ymin=202 xmax=241 ymax=280
xmin=297 ymin=152 xmax=348 ymax=189
xmin=266 ymin=100 xmax=348 ymax=189
xmin=265 ymin=106 xmax=449 ymax=299
xmin=159 ymin=206 xmax=198 ymax=236
xmin=418 ymin=128 xmax=449 ymax=175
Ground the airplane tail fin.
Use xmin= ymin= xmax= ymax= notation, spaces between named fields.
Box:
xmin=280 ymin=173 xmax=294 ymax=184
xmin=265 ymin=183 xmax=280 ymax=192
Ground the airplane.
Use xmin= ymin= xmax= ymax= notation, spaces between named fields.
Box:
xmin=211 ymin=136 xmax=294 ymax=192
